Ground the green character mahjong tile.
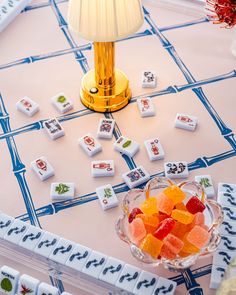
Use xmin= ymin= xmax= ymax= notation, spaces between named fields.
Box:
xmin=57 ymin=95 xmax=66 ymax=104
xmin=199 ymin=178 xmax=212 ymax=188
xmin=55 ymin=183 xmax=70 ymax=195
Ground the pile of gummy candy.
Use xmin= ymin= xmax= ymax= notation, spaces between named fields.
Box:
xmin=128 ymin=185 xmax=210 ymax=259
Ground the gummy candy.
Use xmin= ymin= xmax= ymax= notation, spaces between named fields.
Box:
xmin=186 ymin=225 xmax=210 ymax=249
xmin=128 ymin=207 xmax=143 ymax=223
xmin=136 ymin=214 xmax=159 ymax=234
xmin=140 ymin=197 xmax=158 ymax=215
xmin=186 ymin=196 xmax=206 ymax=214
xmin=171 ymin=209 xmax=194 ymax=225
xmin=153 ymin=218 xmax=175 ymax=240
xmin=158 ymin=212 xmax=170 ymax=222
xmin=156 ymin=193 xmax=174 ymax=215
xmin=175 ymin=202 xmax=187 ymax=211
xmin=160 ymin=245 xmax=176 ymax=260
xmin=163 ymin=185 xmax=186 ymax=205
xmin=140 ymin=234 xmax=163 ymax=259
xmin=129 ymin=218 xmax=146 ymax=244
xmin=189 ymin=212 xmax=205 ymax=229
xmin=171 ymin=222 xmax=190 ymax=239
xmin=163 ymin=233 xmax=184 ymax=255
xmin=181 ymin=235 xmax=200 ymax=254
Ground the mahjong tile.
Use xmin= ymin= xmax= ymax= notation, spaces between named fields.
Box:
xmin=91 ymin=160 xmax=115 ymax=177
xmin=115 ymin=264 xmax=141 ymax=293
xmin=133 ymin=271 xmax=159 ymax=295
xmin=96 ymin=184 xmax=118 ymax=210
xmin=49 ymin=238 xmax=75 ymax=264
xmin=195 ymin=175 xmax=215 ymax=198
xmin=31 ymin=156 xmax=55 ymax=181
xmin=37 ymin=282 xmax=59 ymax=295
xmin=4 ymin=219 xmax=30 ymax=245
xmin=19 ymin=225 xmax=44 ymax=251
xmin=222 ymin=205 xmax=236 ymax=222
xmin=78 ymin=133 xmax=102 ymax=157
xmin=0 ymin=213 xmax=14 ymax=238
xmin=81 ymin=251 xmax=107 ymax=279
xmin=43 ymin=118 xmax=65 ymax=140
xmin=51 ymin=93 xmax=73 ymax=114
xmin=61 ymin=292 xmax=72 ymax=295
xmin=114 ymin=136 xmax=139 ymax=158
xmin=218 ymin=182 xmax=236 ymax=194
xmin=174 ymin=113 xmax=198 ymax=131
xmin=34 ymin=231 xmax=59 ymax=258
xmin=122 ymin=166 xmax=150 ymax=189
xmin=141 ymin=70 xmax=157 ymax=88
xmin=50 ymin=183 xmax=75 ymax=202
xmin=218 ymin=192 xmax=236 ymax=207
xmin=99 ymin=257 xmax=124 ymax=285
xmin=97 ymin=118 xmax=115 ymax=139
xmin=210 ymin=265 xmax=226 ymax=289
xmin=213 ymin=250 xmax=236 ymax=268
xmin=220 ymin=220 xmax=236 ymax=237
xmin=0 ymin=266 xmax=20 ymax=295
xmin=65 ymin=244 xmax=92 ymax=271
xmin=16 ymin=97 xmax=39 ymax=117
xmin=17 ymin=274 xmax=40 ymax=295
xmin=164 ymin=161 xmax=189 ymax=179
xmin=218 ymin=235 xmax=236 ymax=252
xmin=144 ymin=138 xmax=165 ymax=161
xmin=137 ymin=97 xmax=156 ymax=117
xmin=151 ymin=277 xmax=177 ymax=295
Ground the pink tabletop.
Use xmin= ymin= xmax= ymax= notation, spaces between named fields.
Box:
xmin=0 ymin=0 xmax=235 ymax=294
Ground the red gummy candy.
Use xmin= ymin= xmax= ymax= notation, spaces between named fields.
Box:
xmin=153 ymin=218 xmax=176 ymax=240
xmin=128 ymin=208 xmax=143 ymax=223
xmin=159 ymin=213 xmax=170 ymax=223
xmin=186 ymin=196 xmax=206 ymax=214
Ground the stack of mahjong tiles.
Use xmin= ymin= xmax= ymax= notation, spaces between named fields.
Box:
xmin=128 ymin=185 xmax=210 ymax=260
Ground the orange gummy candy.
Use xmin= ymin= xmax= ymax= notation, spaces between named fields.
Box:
xmin=129 ymin=218 xmax=146 ymax=245
xmin=178 ymin=250 xmax=191 ymax=258
xmin=156 ymin=193 xmax=175 ymax=215
xmin=136 ymin=214 xmax=159 ymax=234
xmin=160 ymin=244 xmax=176 ymax=260
xmin=171 ymin=222 xmax=190 ymax=239
xmin=171 ymin=209 xmax=194 ymax=225
xmin=175 ymin=202 xmax=187 ymax=211
xmin=186 ymin=225 xmax=210 ymax=249
xmin=163 ymin=185 xmax=186 ymax=205
xmin=140 ymin=197 xmax=158 ymax=215
xmin=189 ymin=212 xmax=205 ymax=229
xmin=140 ymin=234 xmax=163 ymax=259
xmin=181 ymin=235 xmax=200 ymax=254
xmin=163 ymin=233 xmax=184 ymax=254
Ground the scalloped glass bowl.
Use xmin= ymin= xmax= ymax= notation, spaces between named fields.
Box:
xmin=116 ymin=177 xmax=224 ymax=271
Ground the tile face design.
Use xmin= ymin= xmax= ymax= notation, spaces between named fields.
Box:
xmin=218 ymin=182 xmax=236 ymax=195
xmin=114 ymin=136 xmax=139 ymax=158
xmin=144 ymin=138 xmax=165 ymax=161
xmin=164 ymin=161 xmax=189 ymax=179
xmin=99 ymin=257 xmax=124 ymax=285
xmin=142 ymin=70 xmax=157 ymax=88
xmin=16 ymin=97 xmax=39 ymax=117
xmin=213 ymin=250 xmax=236 ymax=268
xmin=4 ymin=220 xmax=30 ymax=245
xmin=49 ymin=238 xmax=75 ymax=264
xmin=51 ymin=93 xmax=73 ymax=114
xmin=151 ymin=277 xmax=177 ymax=295
xmin=17 ymin=274 xmax=40 ymax=295
xmin=37 ymin=282 xmax=59 ymax=295
xmin=218 ymin=192 xmax=236 ymax=207
xmin=31 ymin=156 xmax=55 ymax=181
xmin=0 ymin=265 xmax=20 ymax=295
xmin=96 ymin=184 xmax=118 ymax=210
xmin=133 ymin=271 xmax=159 ymax=295
xmin=19 ymin=225 xmax=43 ymax=251
xmin=43 ymin=118 xmax=65 ymax=140
xmin=220 ymin=220 xmax=236 ymax=237
xmin=65 ymin=244 xmax=92 ymax=271
xmin=137 ymin=97 xmax=156 ymax=117
xmin=97 ymin=118 xmax=115 ymax=139
xmin=50 ymin=183 xmax=75 ymax=202
xmin=210 ymin=265 xmax=226 ymax=289
xmin=174 ymin=113 xmax=198 ymax=131
xmin=91 ymin=160 xmax=115 ymax=177
xmin=0 ymin=213 xmax=14 ymax=238
xmin=195 ymin=175 xmax=215 ymax=198
xmin=218 ymin=235 xmax=236 ymax=252
xmin=34 ymin=231 xmax=59 ymax=258
xmin=116 ymin=264 xmax=141 ymax=293
xmin=78 ymin=133 xmax=102 ymax=157
xmin=81 ymin=251 xmax=107 ymax=279
xmin=122 ymin=166 xmax=150 ymax=189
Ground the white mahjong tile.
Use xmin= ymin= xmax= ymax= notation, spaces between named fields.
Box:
xmin=78 ymin=133 xmax=102 ymax=157
xmin=31 ymin=156 xmax=55 ymax=181
xmin=49 ymin=238 xmax=75 ymax=264
xmin=218 ymin=192 xmax=236 ymax=207
xmin=164 ymin=161 xmax=189 ymax=179
xmin=61 ymin=292 xmax=72 ymax=295
xmin=222 ymin=205 xmax=236 ymax=223
xmin=99 ymin=257 xmax=124 ymax=285
xmin=174 ymin=113 xmax=198 ymax=131
xmin=96 ymin=184 xmax=118 ymax=210
xmin=16 ymin=97 xmax=39 ymax=117
xmin=0 ymin=213 xmax=14 ymax=238
xmin=116 ymin=264 xmax=141 ymax=293
xmin=51 ymin=93 xmax=73 ymax=114
xmin=210 ymin=265 xmax=226 ymax=289
xmin=114 ymin=136 xmax=140 ymax=158
xmin=218 ymin=235 xmax=236 ymax=252
xmin=97 ymin=118 xmax=115 ymax=139
xmin=137 ymin=97 xmax=156 ymax=117
xmin=151 ymin=277 xmax=177 ymax=295
xmin=34 ymin=231 xmax=60 ymax=258
xmin=195 ymin=175 xmax=215 ymax=198
xmin=144 ymin=138 xmax=165 ymax=161
xmin=17 ymin=274 xmax=40 ymax=295
xmin=0 ymin=265 xmax=20 ymax=295
xmin=81 ymin=251 xmax=107 ymax=279
xmin=141 ymin=70 xmax=157 ymax=88
xmin=37 ymin=282 xmax=59 ymax=295
xmin=19 ymin=225 xmax=44 ymax=251
xmin=220 ymin=220 xmax=236 ymax=237
xmin=213 ymin=250 xmax=236 ymax=268
xmin=122 ymin=166 xmax=150 ymax=189
xmin=91 ymin=160 xmax=115 ymax=177
xmin=133 ymin=271 xmax=159 ymax=295
xmin=43 ymin=118 xmax=65 ymax=140
xmin=50 ymin=183 xmax=75 ymax=202
xmin=65 ymin=244 xmax=92 ymax=271
xmin=4 ymin=219 xmax=30 ymax=245
xmin=218 ymin=182 xmax=236 ymax=194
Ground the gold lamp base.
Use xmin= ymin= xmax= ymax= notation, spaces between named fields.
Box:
xmin=80 ymin=69 xmax=131 ymax=113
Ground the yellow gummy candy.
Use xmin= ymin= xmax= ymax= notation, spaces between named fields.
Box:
xmin=163 ymin=185 xmax=186 ymax=205
xmin=140 ymin=234 xmax=163 ymax=259
xmin=171 ymin=209 xmax=194 ymax=225
xmin=140 ymin=197 xmax=158 ymax=215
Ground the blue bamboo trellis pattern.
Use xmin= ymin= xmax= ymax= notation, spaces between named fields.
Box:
xmin=0 ymin=0 xmax=235 ymax=294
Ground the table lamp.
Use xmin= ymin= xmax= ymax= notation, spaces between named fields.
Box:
xmin=68 ymin=0 xmax=144 ymax=112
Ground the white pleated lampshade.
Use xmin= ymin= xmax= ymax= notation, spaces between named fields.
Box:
xmin=67 ymin=0 xmax=144 ymax=42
